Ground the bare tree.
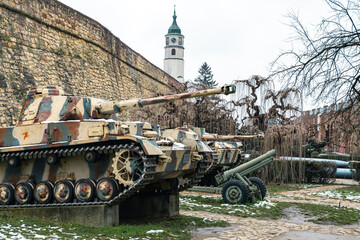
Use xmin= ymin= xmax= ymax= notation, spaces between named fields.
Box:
xmin=272 ymin=0 xmax=360 ymax=105
xmin=230 ymin=75 xmax=300 ymax=133
xmin=270 ymin=0 xmax=360 ymax=155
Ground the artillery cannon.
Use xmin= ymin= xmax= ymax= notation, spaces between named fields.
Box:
xmin=215 ymin=149 xmax=276 ymax=204
xmin=0 ymin=84 xmax=235 ymax=207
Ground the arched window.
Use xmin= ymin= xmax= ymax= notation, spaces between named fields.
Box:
xmin=171 ymin=49 xmax=176 ymax=55
xmin=179 ymin=37 xmax=182 ymax=45
xmin=166 ymin=37 xmax=169 ymax=45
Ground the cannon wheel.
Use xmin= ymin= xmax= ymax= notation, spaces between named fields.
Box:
xmin=248 ymin=177 xmax=266 ymax=200
xmin=221 ymin=180 xmax=248 ymax=204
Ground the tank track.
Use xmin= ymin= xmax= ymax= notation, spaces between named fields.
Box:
xmin=0 ymin=143 xmax=156 ymax=208
xmin=177 ymin=153 xmax=211 ymax=191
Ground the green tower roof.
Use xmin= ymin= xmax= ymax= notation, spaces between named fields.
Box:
xmin=168 ymin=7 xmax=181 ymax=35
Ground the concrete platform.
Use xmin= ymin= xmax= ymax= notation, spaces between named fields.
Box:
xmin=0 ymin=204 xmax=119 ymax=226
xmin=118 ymin=191 xmax=179 ymax=219
xmin=0 ymin=192 xmax=179 ymax=226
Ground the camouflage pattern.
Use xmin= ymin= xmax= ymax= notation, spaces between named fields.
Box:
xmin=161 ymin=127 xmax=214 ymax=153
xmin=0 ymin=85 xmax=235 ymax=206
xmin=212 ymin=142 xmax=242 ymax=166
xmin=183 ymin=126 xmax=241 ymax=167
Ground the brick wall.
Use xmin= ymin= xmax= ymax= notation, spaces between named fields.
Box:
xmin=0 ymin=0 xmax=184 ymax=126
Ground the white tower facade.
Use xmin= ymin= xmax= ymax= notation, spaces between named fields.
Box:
xmin=164 ymin=8 xmax=184 ymax=83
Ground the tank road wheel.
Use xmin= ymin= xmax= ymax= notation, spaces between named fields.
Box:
xmin=15 ymin=182 xmax=35 ymax=204
xmin=74 ymin=179 xmax=96 ymax=202
xmin=0 ymin=183 xmax=15 ymax=205
xmin=34 ymin=181 xmax=54 ymax=204
xmin=221 ymin=180 xmax=249 ymax=204
xmin=111 ymin=147 xmax=145 ymax=186
xmin=96 ymin=177 xmax=119 ymax=201
xmin=7 ymin=156 xmax=20 ymax=168
xmin=248 ymin=177 xmax=267 ymax=200
xmin=46 ymin=154 xmax=59 ymax=165
xmin=84 ymin=151 xmax=98 ymax=163
xmin=53 ymin=180 xmax=74 ymax=203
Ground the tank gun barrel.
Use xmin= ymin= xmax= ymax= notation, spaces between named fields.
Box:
xmin=204 ymin=133 xmax=264 ymax=141
xmin=95 ymin=84 xmax=236 ymax=115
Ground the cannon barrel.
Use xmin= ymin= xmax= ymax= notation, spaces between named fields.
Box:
xmin=204 ymin=133 xmax=264 ymax=141
xmin=215 ymin=149 xmax=276 ymax=185
xmin=95 ymin=84 xmax=236 ymax=115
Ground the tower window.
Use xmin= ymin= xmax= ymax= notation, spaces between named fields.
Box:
xmin=166 ymin=37 xmax=169 ymax=45
xmin=171 ymin=49 xmax=176 ymax=55
xmin=179 ymin=37 xmax=182 ymax=45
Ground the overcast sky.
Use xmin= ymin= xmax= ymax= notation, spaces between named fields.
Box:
xmin=58 ymin=0 xmax=332 ymax=109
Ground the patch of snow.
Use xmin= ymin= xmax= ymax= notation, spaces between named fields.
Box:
xmin=34 ymin=234 xmax=47 ymax=239
xmin=146 ymin=229 xmax=164 ymax=234
xmin=309 ymin=190 xmax=360 ymax=202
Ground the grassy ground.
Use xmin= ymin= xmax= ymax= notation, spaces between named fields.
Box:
xmin=0 ymin=214 xmax=228 ymax=240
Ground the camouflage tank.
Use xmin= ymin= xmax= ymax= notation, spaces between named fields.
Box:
xmin=203 ymin=132 xmax=264 ymax=166
xmin=160 ymin=126 xmax=217 ymax=189
xmin=0 ymin=84 xmax=235 ymax=206
xmin=187 ymin=126 xmax=264 ymax=186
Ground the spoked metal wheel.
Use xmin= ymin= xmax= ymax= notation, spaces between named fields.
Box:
xmin=111 ymin=146 xmax=145 ymax=187
xmin=221 ymin=180 xmax=249 ymax=204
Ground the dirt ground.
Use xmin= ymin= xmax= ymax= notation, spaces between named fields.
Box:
xmin=182 ymin=179 xmax=360 ymax=240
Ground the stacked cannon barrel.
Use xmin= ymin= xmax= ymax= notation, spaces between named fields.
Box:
xmin=0 ymin=84 xmax=235 ymax=207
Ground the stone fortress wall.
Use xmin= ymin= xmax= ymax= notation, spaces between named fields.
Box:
xmin=0 ymin=0 xmax=184 ymax=126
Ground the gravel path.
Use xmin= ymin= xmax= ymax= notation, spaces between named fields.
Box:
xmin=182 ymin=183 xmax=360 ymax=240
xmin=182 ymin=210 xmax=360 ymax=240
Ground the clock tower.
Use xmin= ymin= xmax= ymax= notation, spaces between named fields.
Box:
xmin=164 ymin=7 xmax=184 ymax=83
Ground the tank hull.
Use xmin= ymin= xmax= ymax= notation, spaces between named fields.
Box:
xmin=0 ymin=121 xmax=202 ymax=207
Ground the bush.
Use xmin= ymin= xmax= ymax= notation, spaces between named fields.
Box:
xmin=304 ymin=161 xmax=336 ymax=183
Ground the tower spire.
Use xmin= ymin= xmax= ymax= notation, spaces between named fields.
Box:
xmin=168 ymin=5 xmax=181 ymax=34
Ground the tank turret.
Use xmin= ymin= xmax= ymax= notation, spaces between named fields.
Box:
xmin=17 ymin=85 xmax=235 ymax=125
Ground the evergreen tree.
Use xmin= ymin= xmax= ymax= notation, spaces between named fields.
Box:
xmin=194 ymin=62 xmax=217 ymax=87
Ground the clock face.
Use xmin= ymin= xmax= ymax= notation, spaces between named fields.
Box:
xmin=171 ymin=38 xmax=176 ymax=43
